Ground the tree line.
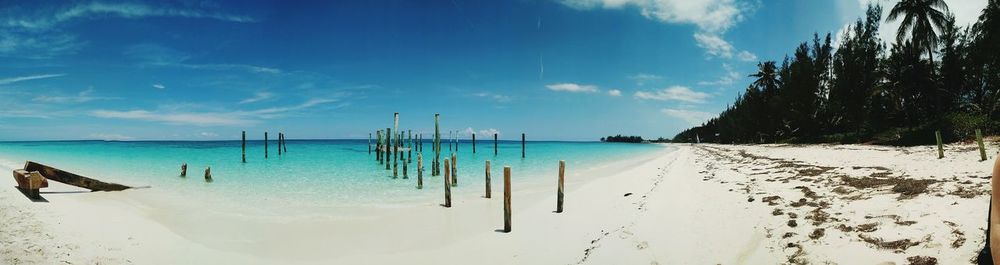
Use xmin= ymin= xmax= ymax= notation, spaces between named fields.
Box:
xmin=674 ymin=0 xmax=1000 ymax=145
xmin=600 ymin=135 xmax=672 ymax=143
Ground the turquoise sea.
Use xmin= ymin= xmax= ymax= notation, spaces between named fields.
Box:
xmin=0 ymin=140 xmax=666 ymax=212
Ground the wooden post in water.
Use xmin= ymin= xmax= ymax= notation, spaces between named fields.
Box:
xmin=936 ymin=130 xmax=944 ymax=159
xmin=557 ymin=160 xmax=565 ymax=213
xmin=403 ymin=154 xmax=409 ymax=179
xmin=417 ymin=154 xmax=423 ymax=189
xmin=449 ymin=131 xmax=453 ymax=152
xmin=393 ymin=131 xmax=399 ymax=178
xmin=241 ymin=131 xmax=246 ymax=163
xmin=278 ymin=133 xmax=282 ymax=156
xmin=503 ymin=166 xmax=511 ymax=232
xmin=444 ymin=159 xmax=452 ymax=207
xmin=485 ymin=160 xmax=491 ymax=198
xmin=204 ymin=167 xmax=212 ymax=182
xmin=369 ymin=133 xmax=372 ymax=155
xmin=408 ymin=130 xmax=413 ymax=163
xmin=451 ymin=152 xmax=458 ymax=186
xmin=521 ymin=133 xmax=525 ymax=158
xmin=472 ymin=133 xmax=477 ymax=153
xmin=434 ymin=114 xmax=441 ymax=176
xmin=282 ymin=133 xmax=287 ymax=153
xmin=265 ymin=132 xmax=269 ymax=158
xmin=977 ymin=129 xmax=988 ymax=161
xmin=494 ymin=133 xmax=498 ymax=156
xmin=386 ymin=128 xmax=392 ymax=170
xmin=181 ymin=163 xmax=187 ymax=177
xmin=376 ymin=130 xmax=381 ymax=163
xmin=455 ymin=131 xmax=459 ymax=151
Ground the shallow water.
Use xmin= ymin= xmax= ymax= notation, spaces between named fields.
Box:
xmin=0 ymin=140 xmax=667 ymax=212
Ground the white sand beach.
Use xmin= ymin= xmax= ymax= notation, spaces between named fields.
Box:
xmin=1 ymin=143 xmax=996 ymax=264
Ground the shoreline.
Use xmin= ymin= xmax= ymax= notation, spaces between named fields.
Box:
xmin=1 ymin=143 xmax=994 ymax=264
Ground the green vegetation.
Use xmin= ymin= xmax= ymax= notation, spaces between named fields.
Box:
xmin=600 ymin=135 xmax=671 ymax=143
xmin=674 ymin=1 xmax=1000 ymax=145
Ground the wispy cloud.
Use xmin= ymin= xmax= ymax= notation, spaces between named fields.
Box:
xmin=559 ymin=0 xmax=757 ymax=61
xmin=33 ymin=88 xmax=117 ymax=103
xmin=90 ymin=99 xmax=339 ymax=127
xmin=239 ymin=91 xmax=276 ymax=104
xmin=698 ymin=64 xmax=741 ymax=86
xmin=87 ymin=133 xmax=134 ymax=141
xmin=634 ymin=86 xmax=710 ymax=103
xmin=3 ymin=2 xmax=255 ymax=31
xmin=627 ymin=73 xmax=663 ymax=86
xmin=0 ymin=73 xmax=65 ymax=85
xmin=124 ymin=43 xmax=281 ymax=74
xmin=152 ymin=84 xmax=165 ymax=89
xmin=661 ymin=108 xmax=715 ymax=125
xmin=473 ymin=92 xmax=511 ymax=102
xmin=546 ymin=83 xmax=599 ymax=93
xmin=607 ymin=89 xmax=622 ymax=96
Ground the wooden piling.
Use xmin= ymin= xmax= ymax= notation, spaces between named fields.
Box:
xmin=265 ymin=132 xmax=269 ymax=158
xmin=977 ymin=129 xmax=987 ymax=161
xmin=369 ymin=132 xmax=372 ymax=155
xmin=494 ymin=133 xmax=498 ymax=156
xmin=403 ymin=155 xmax=409 ymax=179
xmin=503 ymin=166 xmax=511 ymax=232
xmin=521 ymin=133 xmax=525 ymax=158
xmin=408 ymin=130 xmax=413 ymax=163
xmin=393 ymin=131 xmax=399 ymax=178
xmin=282 ymin=133 xmax=287 ymax=153
xmin=455 ymin=131 xmax=459 ymax=151
xmin=444 ymin=158 xmax=452 ymax=207
xmin=449 ymin=131 xmax=453 ymax=152
xmin=451 ymin=152 xmax=458 ymax=187
xmin=417 ymin=154 xmax=423 ymax=189
xmin=936 ymin=130 xmax=944 ymax=159
xmin=278 ymin=133 xmax=282 ymax=156
xmin=181 ymin=163 xmax=187 ymax=177
xmin=204 ymin=167 xmax=212 ymax=182
xmin=377 ymin=130 xmax=382 ymax=163
xmin=557 ymin=160 xmax=565 ymax=213
xmin=387 ymin=128 xmax=392 ymax=170
xmin=434 ymin=114 xmax=441 ymax=176
xmin=241 ymin=131 xmax=246 ymax=163
xmin=472 ymin=133 xmax=476 ymax=153
xmin=485 ymin=160 xmax=491 ymax=198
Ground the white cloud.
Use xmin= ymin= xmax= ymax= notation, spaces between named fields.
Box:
xmin=199 ymin=132 xmax=219 ymax=137
xmin=694 ymin=33 xmax=757 ymax=61
xmin=87 ymin=133 xmax=134 ymax=141
xmin=473 ymin=92 xmax=512 ymax=102
xmin=698 ymin=64 xmax=741 ymax=86
xmin=33 ymin=88 xmax=116 ymax=103
xmin=627 ymin=73 xmax=663 ymax=85
xmin=478 ymin=128 xmax=501 ymax=137
xmin=152 ymin=84 xmax=166 ymax=89
xmin=124 ymin=44 xmax=283 ymax=74
xmin=0 ymin=73 xmax=65 ymax=85
xmin=661 ymin=108 xmax=715 ymax=125
xmin=634 ymin=86 xmax=711 ymax=103
xmin=607 ymin=89 xmax=622 ymax=96
xmin=557 ymin=0 xmax=747 ymax=33
xmin=546 ymin=83 xmax=599 ymax=93
xmin=558 ymin=0 xmax=757 ymax=60
xmin=3 ymin=2 xmax=255 ymax=30
xmin=239 ymin=91 xmax=275 ymax=104
xmin=90 ymin=99 xmax=338 ymax=127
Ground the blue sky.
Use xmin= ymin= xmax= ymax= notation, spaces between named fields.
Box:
xmin=0 ymin=0 xmax=987 ymax=141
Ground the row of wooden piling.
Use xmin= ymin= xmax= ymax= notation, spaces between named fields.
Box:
xmin=179 ymin=163 xmax=213 ymax=182
xmin=935 ymin=129 xmax=992 ymax=161
xmin=241 ymin=130 xmax=289 ymax=162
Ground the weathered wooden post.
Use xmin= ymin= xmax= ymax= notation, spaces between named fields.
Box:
xmin=403 ymin=153 xmax=409 ymax=179
xmin=936 ymin=130 xmax=944 ymax=159
xmin=455 ymin=131 xmax=459 ymax=151
xmin=369 ymin=133 xmax=372 ymax=155
xmin=204 ymin=167 xmax=212 ymax=182
xmin=503 ymin=166 xmax=511 ymax=232
xmin=977 ymin=129 xmax=988 ymax=161
xmin=521 ymin=133 xmax=525 ymax=158
xmin=485 ymin=160 xmax=491 ymax=198
xmin=181 ymin=163 xmax=187 ymax=177
xmin=557 ymin=160 xmax=565 ymax=213
xmin=434 ymin=114 xmax=441 ymax=176
xmin=408 ymin=130 xmax=413 ymax=163
xmin=449 ymin=131 xmax=453 ymax=152
xmin=282 ymin=133 xmax=287 ymax=153
xmin=393 ymin=131 xmax=399 ymax=178
xmin=417 ymin=154 xmax=423 ymax=189
xmin=377 ymin=130 xmax=382 ymax=163
xmin=265 ymin=132 xmax=269 ymax=158
xmin=472 ymin=133 xmax=477 ymax=153
xmin=242 ymin=131 xmax=246 ymax=163
xmin=444 ymin=158 xmax=452 ymax=207
xmin=451 ymin=152 xmax=458 ymax=187
xmin=278 ymin=133 xmax=283 ymax=156
xmin=386 ymin=127 xmax=392 ymax=170
xmin=494 ymin=133 xmax=498 ymax=156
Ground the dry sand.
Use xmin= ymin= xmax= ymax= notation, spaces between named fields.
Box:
xmin=1 ymin=143 xmax=996 ymax=264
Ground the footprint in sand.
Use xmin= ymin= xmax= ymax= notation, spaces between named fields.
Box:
xmin=636 ymin=241 xmax=649 ymax=250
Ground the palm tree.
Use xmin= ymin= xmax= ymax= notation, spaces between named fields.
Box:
xmin=749 ymin=61 xmax=780 ymax=95
xmin=887 ymin=0 xmax=950 ymax=72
